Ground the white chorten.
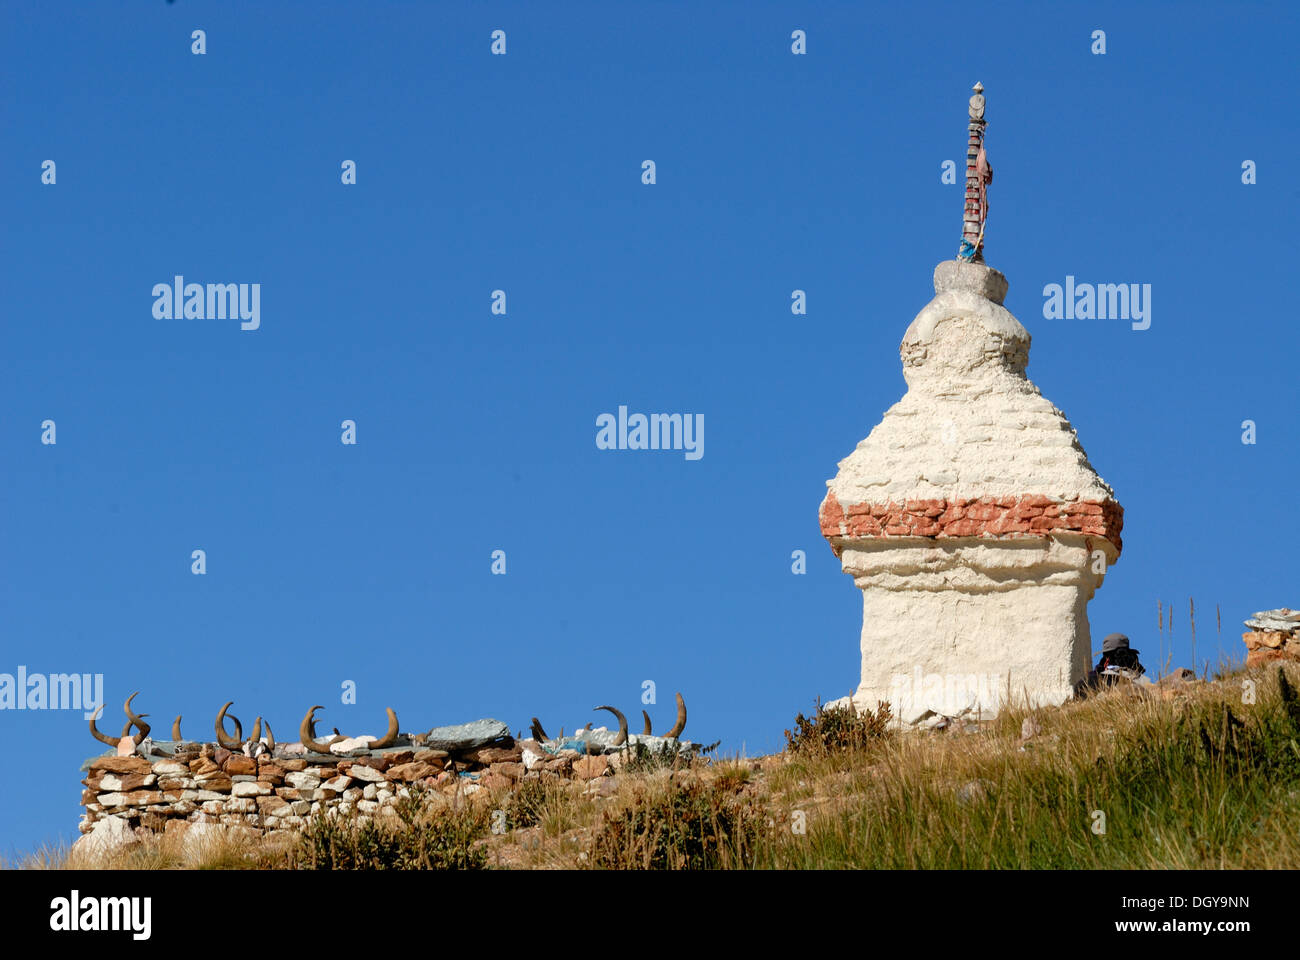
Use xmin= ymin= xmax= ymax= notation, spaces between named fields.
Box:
xmin=818 ymin=85 xmax=1123 ymax=724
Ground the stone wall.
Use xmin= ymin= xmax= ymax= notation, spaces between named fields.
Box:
xmin=75 ymin=734 xmax=640 ymax=854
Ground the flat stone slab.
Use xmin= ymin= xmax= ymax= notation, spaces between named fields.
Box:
xmin=1245 ymin=609 xmax=1300 ymax=633
xmin=422 ymin=718 xmax=510 ymax=751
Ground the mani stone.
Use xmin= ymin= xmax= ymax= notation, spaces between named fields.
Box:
xmin=819 ymin=259 xmax=1123 ymax=724
xmin=422 ymin=718 xmax=511 ymax=751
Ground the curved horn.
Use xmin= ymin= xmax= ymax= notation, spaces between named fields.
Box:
xmin=171 ymin=716 xmax=183 ymax=741
xmin=642 ymin=710 xmax=653 ymax=736
xmin=215 ymin=701 xmax=244 ymax=750
xmin=369 ymin=708 xmax=399 ymax=749
xmin=300 ymin=706 xmax=335 ymax=755
xmin=89 ymin=705 xmax=118 ymax=746
xmin=251 ymin=717 xmax=263 ymax=745
xmin=530 ymin=718 xmax=549 ymax=742
xmin=124 ymin=692 xmax=151 ymax=745
xmin=583 ymin=722 xmax=592 ymax=731
xmin=595 ymin=705 xmax=628 ymax=747
xmin=661 ymin=692 xmax=687 ymax=739
xmin=263 ymin=719 xmax=275 ymax=753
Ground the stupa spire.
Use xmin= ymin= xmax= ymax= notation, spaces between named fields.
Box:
xmin=958 ymin=81 xmax=991 ymax=262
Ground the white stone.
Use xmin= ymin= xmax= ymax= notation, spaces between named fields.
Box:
xmin=231 ymin=781 xmax=272 ymax=797
xmin=71 ymin=815 xmax=138 ymax=860
xmin=99 ymin=773 xmax=157 ymax=791
xmin=362 ymin=783 xmax=378 ymax=800
xmin=320 ymin=775 xmax=352 ymax=792
xmin=347 ymin=764 xmax=386 ymax=783
xmin=285 ymin=770 xmax=321 ymax=790
xmin=521 ymin=747 xmax=547 ymax=771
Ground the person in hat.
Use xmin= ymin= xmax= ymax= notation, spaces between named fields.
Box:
xmin=1077 ymin=633 xmax=1146 ymax=697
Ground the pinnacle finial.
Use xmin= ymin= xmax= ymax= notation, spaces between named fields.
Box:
xmin=958 ymin=82 xmax=991 ymax=262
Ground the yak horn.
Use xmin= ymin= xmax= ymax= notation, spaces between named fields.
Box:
xmin=118 ymin=716 xmax=148 ymax=743
xmin=171 ymin=716 xmax=183 ymax=741
xmin=642 ymin=710 xmax=653 ymax=736
xmin=300 ymin=706 xmax=335 ymax=754
xmin=368 ymin=708 xmax=399 ymax=749
xmin=89 ymin=705 xmax=118 ymax=746
xmin=661 ymin=692 xmax=687 ymax=739
xmin=583 ymin=722 xmax=592 ymax=731
xmin=251 ymin=717 xmax=263 ymax=744
xmin=123 ymin=692 xmax=151 ymax=744
xmin=263 ymin=719 xmax=275 ymax=752
xmin=215 ymin=701 xmax=244 ymax=749
xmin=595 ymin=705 xmax=628 ymax=746
xmin=530 ymin=718 xmax=549 ymax=742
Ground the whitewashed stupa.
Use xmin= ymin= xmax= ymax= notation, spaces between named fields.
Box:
xmin=819 ymin=84 xmax=1123 ymax=724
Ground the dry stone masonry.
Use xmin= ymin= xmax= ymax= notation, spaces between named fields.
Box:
xmin=75 ymin=701 xmax=698 ymax=856
xmin=818 ymin=85 xmax=1123 ymax=726
xmin=1242 ymin=608 xmax=1300 ymax=668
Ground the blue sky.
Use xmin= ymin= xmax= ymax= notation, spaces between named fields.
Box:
xmin=2 ymin=1 xmax=1297 ymax=856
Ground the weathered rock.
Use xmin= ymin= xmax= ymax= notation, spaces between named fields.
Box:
xmin=257 ymin=796 xmax=290 ymax=816
xmin=223 ymin=756 xmax=257 ymax=776
xmin=157 ymin=776 xmax=199 ymax=791
xmin=98 ymin=790 xmax=166 ymax=807
xmin=189 ymin=757 xmax=221 ymax=776
xmin=460 ymin=743 xmax=521 ymax=765
xmin=1244 ymin=609 xmax=1300 ymax=634
xmin=479 ymin=772 xmax=513 ymax=791
xmin=413 ymin=748 xmax=450 ymax=764
xmin=491 ymin=761 xmax=524 ymax=781
xmin=347 ymin=764 xmax=386 ymax=783
xmin=285 ymin=770 xmax=321 ymax=790
xmin=87 ymin=756 xmax=153 ymax=775
xmin=231 ymin=781 xmax=273 ymax=798
xmin=543 ymin=756 xmax=574 ymax=775
xmin=71 ymin=815 xmax=139 ymax=860
xmin=423 ymin=719 xmax=511 ymax=751
xmin=151 ymin=760 xmax=189 ymax=777
xmin=386 ymin=761 xmax=440 ymax=782
xmin=573 ymin=755 xmax=609 ymax=779
xmin=99 ymin=773 xmax=156 ymax=792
